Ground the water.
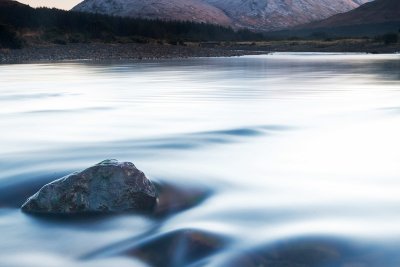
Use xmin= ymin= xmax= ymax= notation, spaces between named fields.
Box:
xmin=0 ymin=53 xmax=399 ymax=267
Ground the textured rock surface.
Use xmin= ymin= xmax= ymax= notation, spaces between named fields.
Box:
xmin=21 ymin=160 xmax=157 ymax=214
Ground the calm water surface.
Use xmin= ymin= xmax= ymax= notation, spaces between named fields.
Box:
xmin=0 ymin=53 xmax=400 ymax=267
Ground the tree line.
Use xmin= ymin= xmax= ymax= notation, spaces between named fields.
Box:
xmin=0 ymin=2 xmax=264 ymax=49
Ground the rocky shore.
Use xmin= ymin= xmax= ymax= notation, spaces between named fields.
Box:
xmin=0 ymin=40 xmax=398 ymax=64
xmin=0 ymin=43 xmax=263 ymax=64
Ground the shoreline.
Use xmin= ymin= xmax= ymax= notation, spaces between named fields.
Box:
xmin=0 ymin=43 xmax=264 ymax=65
xmin=0 ymin=41 xmax=398 ymax=64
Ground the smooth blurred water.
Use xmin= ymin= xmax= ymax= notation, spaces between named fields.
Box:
xmin=0 ymin=53 xmax=400 ymax=267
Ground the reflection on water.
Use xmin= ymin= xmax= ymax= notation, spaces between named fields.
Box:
xmin=0 ymin=53 xmax=399 ymax=267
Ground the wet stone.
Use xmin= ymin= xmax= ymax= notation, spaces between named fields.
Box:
xmin=123 ymin=229 xmax=228 ymax=267
xmin=21 ymin=160 xmax=157 ymax=214
xmin=223 ymin=237 xmax=357 ymax=267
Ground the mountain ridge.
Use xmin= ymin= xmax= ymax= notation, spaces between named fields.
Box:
xmin=202 ymin=0 xmax=372 ymax=31
xmin=268 ymin=0 xmax=399 ymax=38
xmin=73 ymin=0 xmax=233 ymax=27
xmin=298 ymin=0 xmax=399 ymax=29
xmin=72 ymin=0 xmax=372 ymax=31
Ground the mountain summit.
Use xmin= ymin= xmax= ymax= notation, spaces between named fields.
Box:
xmin=72 ymin=0 xmax=372 ymax=31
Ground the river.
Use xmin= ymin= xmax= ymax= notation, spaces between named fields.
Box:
xmin=0 ymin=53 xmax=400 ymax=267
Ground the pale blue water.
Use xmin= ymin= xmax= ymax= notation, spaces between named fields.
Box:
xmin=0 ymin=53 xmax=400 ymax=267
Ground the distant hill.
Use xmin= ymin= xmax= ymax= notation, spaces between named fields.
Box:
xmin=73 ymin=0 xmax=233 ymax=27
xmin=0 ymin=0 xmax=25 ymax=6
xmin=0 ymin=0 xmax=30 ymax=13
xmin=271 ymin=0 xmax=400 ymax=38
xmin=73 ymin=0 xmax=371 ymax=32
xmin=0 ymin=0 xmax=30 ymax=48
xmin=0 ymin=0 xmax=263 ymax=49
xmin=202 ymin=0 xmax=372 ymax=31
xmin=303 ymin=0 xmax=399 ymax=28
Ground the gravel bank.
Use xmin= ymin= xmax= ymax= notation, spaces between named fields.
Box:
xmin=0 ymin=41 xmax=397 ymax=64
xmin=0 ymin=43 xmax=263 ymax=64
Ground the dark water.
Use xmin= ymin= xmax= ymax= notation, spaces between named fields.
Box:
xmin=0 ymin=53 xmax=400 ymax=267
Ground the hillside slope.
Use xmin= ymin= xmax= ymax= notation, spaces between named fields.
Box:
xmin=0 ymin=0 xmax=27 ymax=8
xmin=203 ymin=0 xmax=372 ymax=31
xmin=300 ymin=0 xmax=399 ymax=28
xmin=0 ymin=0 xmax=264 ymax=49
xmin=268 ymin=0 xmax=399 ymax=38
xmin=73 ymin=0 xmax=232 ymax=26
xmin=73 ymin=0 xmax=372 ymax=31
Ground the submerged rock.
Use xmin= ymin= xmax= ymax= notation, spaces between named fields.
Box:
xmin=21 ymin=160 xmax=157 ymax=214
xmin=123 ymin=229 xmax=228 ymax=267
xmin=154 ymin=182 xmax=212 ymax=217
xmin=223 ymin=237 xmax=355 ymax=267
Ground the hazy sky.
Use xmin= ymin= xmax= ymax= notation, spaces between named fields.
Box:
xmin=18 ymin=0 xmax=82 ymax=10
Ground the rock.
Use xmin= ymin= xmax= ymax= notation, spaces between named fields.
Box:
xmin=154 ymin=182 xmax=212 ymax=217
xmin=223 ymin=237 xmax=352 ymax=267
xmin=21 ymin=159 xmax=157 ymax=214
xmin=122 ymin=229 xmax=229 ymax=267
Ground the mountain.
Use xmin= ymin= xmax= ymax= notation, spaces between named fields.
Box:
xmin=0 ymin=0 xmax=264 ymax=49
xmin=72 ymin=0 xmax=233 ymax=27
xmin=202 ymin=0 xmax=372 ymax=31
xmin=0 ymin=0 xmax=27 ymax=7
xmin=72 ymin=0 xmax=372 ymax=31
xmin=274 ymin=0 xmax=400 ymax=37
xmin=299 ymin=0 xmax=399 ymax=28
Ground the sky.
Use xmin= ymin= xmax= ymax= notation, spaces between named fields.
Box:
xmin=18 ymin=0 xmax=82 ymax=10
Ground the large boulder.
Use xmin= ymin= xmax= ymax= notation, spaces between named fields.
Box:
xmin=21 ymin=160 xmax=157 ymax=214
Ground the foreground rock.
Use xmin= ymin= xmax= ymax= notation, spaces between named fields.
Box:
xmin=21 ymin=160 xmax=157 ymax=214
